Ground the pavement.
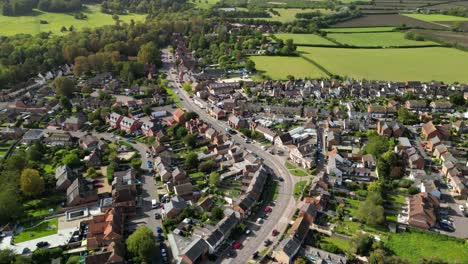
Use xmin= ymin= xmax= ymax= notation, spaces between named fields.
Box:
xmin=161 ymin=49 xmax=298 ymax=263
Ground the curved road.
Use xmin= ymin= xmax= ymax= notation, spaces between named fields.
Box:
xmin=162 ymin=49 xmax=297 ymax=263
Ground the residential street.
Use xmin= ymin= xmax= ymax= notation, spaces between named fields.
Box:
xmin=161 ymin=49 xmax=298 ymax=263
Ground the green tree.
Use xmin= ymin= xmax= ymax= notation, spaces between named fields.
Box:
xmin=183 ymin=134 xmax=197 ymax=149
xmin=20 ymin=169 xmax=45 ymax=197
xmin=126 ymin=226 xmax=156 ymax=262
xmin=351 ymin=233 xmax=373 ymax=256
xmin=130 ymin=158 xmax=142 ymax=170
xmin=183 ymin=111 xmax=198 ymax=121
xmin=60 ymin=96 xmax=72 ymax=112
xmin=176 ymin=126 xmax=188 ymax=139
xmin=210 ymin=206 xmax=224 ymax=220
xmin=209 ymin=171 xmax=220 ymax=187
xmin=363 ymin=135 xmax=390 ymax=157
xmin=86 ymin=167 xmax=97 ymax=178
xmin=397 ymin=107 xmax=416 ymax=124
xmin=294 ymin=257 xmax=308 ymax=264
xmin=53 ymin=77 xmax=75 ymax=98
xmin=0 ymin=249 xmax=15 ymax=264
xmin=449 ymin=93 xmax=465 ymax=106
xmin=0 ymin=185 xmax=22 ymax=225
xmin=185 ymin=152 xmax=199 ymax=169
xmin=199 ymin=159 xmax=216 ymax=173
xmin=369 ymin=248 xmax=386 ymax=264
xmin=137 ymin=42 xmax=160 ymax=65
xmin=357 ymin=192 xmax=385 ymax=226
xmin=62 ymin=153 xmax=81 ymax=168
xmin=66 ymin=256 xmax=80 ymax=264
xmin=245 ymin=59 xmax=255 ymax=72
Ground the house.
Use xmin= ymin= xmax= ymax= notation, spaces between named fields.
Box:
xmin=108 ymin=113 xmax=123 ymax=129
xmin=174 ymin=183 xmax=195 ymax=198
xmin=405 ymin=100 xmax=427 ymax=112
xmin=112 ymin=185 xmax=137 ymax=217
xmin=173 ymin=108 xmax=186 ymax=123
xmin=367 ymin=105 xmax=395 ymax=119
xmin=86 ymin=208 xmax=124 ymax=249
xmin=408 ymin=193 xmax=439 ymax=230
xmin=141 ymin=120 xmax=158 ymax=137
xmin=408 ymin=153 xmax=425 ymax=170
xmin=210 ymin=107 xmax=226 ymax=120
xmin=205 ymin=212 xmax=239 ymax=253
xmin=275 ymin=133 xmax=293 ymax=149
xmin=326 ymin=131 xmax=341 ymax=150
xmin=303 ymin=246 xmax=347 ymax=264
xmin=55 ymin=165 xmax=75 ymax=191
xmin=422 ymin=121 xmax=450 ymax=140
xmin=233 ymin=193 xmax=256 ymax=217
xmin=228 ymin=115 xmax=247 ymax=130
xmin=409 ymin=169 xmax=429 ymax=184
xmin=427 ymin=136 xmax=441 ymax=151
xmin=361 ymin=154 xmax=376 ymax=169
xmin=377 ymin=120 xmax=404 ymax=137
xmin=254 ymin=125 xmax=277 ymax=142
xmin=45 ymin=132 xmax=73 ymax=146
xmin=163 ymin=196 xmax=188 ymax=219
xmin=179 ymin=237 xmax=209 ymax=264
xmin=289 ymin=143 xmax=315 ymax=169
xmin=299 ymin=203 xmax=318 ymax=225
xmin=0 ymin=127 xmax=23 ymax=140
xmin=453 ymin=120 xmax=467 ymax=136
xmin=120 ymin=117 xmax=141 ymax=134
xmin=66 ymin=177 xmax=98 ymax=207
xmin=151 ymin=140 xmax=166 ymax=154
xmin=420 ymin=181 xmax=441 ymax=199
xmin=287 ymin=216 xmax=310 ymax=244
xmin=208 ymin=82 xmax=237 ymax=95
xmin=84 ymin=150 xmax=101 ymax=167
xmin=85 ymin=241 xmax=126 ymax=264
xmin=430 ymin=101 xmax=453 ymax=113
xmin=273 ymin=237 xmax=301 ymax=264
xmin=80 ymin=135 xmax=99 ymax=150
xmin=63 ymin=114 xmax=86 ymax=131
xmin=22 ymin=129 xmax=44 ymax=144
xmin=433 ymin=144 xmax=448 ymax=159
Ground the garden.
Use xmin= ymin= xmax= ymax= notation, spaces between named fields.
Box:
xmin=14 ymin=218 xmax=58 ymax=243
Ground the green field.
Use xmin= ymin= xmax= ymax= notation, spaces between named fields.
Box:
xmin=250 ymin=55 xmax=327 ymax=80
xmin=0 ymin=5 xmax=146 ymax=36
xmin=404 ymin=13 xmax=468 ymax=22
xmin=193 ymin=0 xmax=220 ymax=9
xmin=293 ymin=180 xmax=308 ymax=200
xmin=385 ymin=230 xmax=468 ymax=263
xmin=14 ymin=218 xmax=58 ymax=243
xmin=323 ymin=27 xmax=395 ymax=32
xmin=327 ymin=32 xmax=439 ymax=47
xmin=298 ymin=46 xmax=468 ymax=83
xmin=258 ymin=8 xmax=334 ymax=23
xmin=275 ymin=33 xmax=335 ymax=45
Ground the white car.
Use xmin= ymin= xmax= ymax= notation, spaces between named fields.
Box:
xmin=459 ymin=205 xmax=465 ymax=212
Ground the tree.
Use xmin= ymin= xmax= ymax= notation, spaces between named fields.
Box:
xmin=60 ymin=96 xmax=72 ymax=112
xmin=294 ymin=257 xmax=308 ymax=264
xmin=199 ymin=160 xmax=216 ymax=173
xmin=126 ymin=226 xmax=156 ymax=262
xmin=27 ymin=141 xmax=45 ymax=162
xmin=357 ymin=192 xmax=385 ymax=226
xmin=62 ymin=152 xmax=81 ymax=168
xmin=397 ymin=107 xmax=416 ymax=124
xmin=0 ymin=249 xmax=15 ymax=264
xmin=369 ymin=248 xmax=386 ymax=264
xmin=449 ymin=93 xmax=465 ymax=106
xmin=183 ymin=111 xmax=198 ymax=121
xmin=130 ymin=158 xmax=142 ymax=170
xmin=245 ymin=59 xmax=255 ymax=71
xmin=185 ymin=152 xmax=199 ymax=169
xmin=176 ymin=126 xmax=188 ymax=139
xmin=20 ymin=169 xmax=45 ymax=197
xmin=53 ymin=77 xmax=75 ymax=98
xmin=351 ymin=233 xmax=373 ymax=256
xmin=183 ymin=134 xmax=197 ymax=149
xmin=86 ymin=167 xmax=97 ymax=178
xmin=0 ymin=186 xmax=22 ymax=225
xmin=210 ymin=206 xmax=224 ymax=220
xmin=66 ymin=256 xmax=80 ymax=264
xmin=137 ymin=42 xmax=160 ymax=65
xmin=209 ymin=171 xmax=220 ymax=187
xmin=408 ymin=186 xmax=420 ymax=195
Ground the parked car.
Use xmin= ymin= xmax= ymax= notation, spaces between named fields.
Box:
xmin=155 ymin=213 xmax=161 ymax=219
xmin=156 ymin=226 xmax=163 ymax=233
xmin=264 ymin=239 xmax=272 ymax=246
xmin=264 ymin=206 xmax=272 ymax=213
xmin=256 ymin=218 xmax=263 ymax=224
xmin=252 ymin=251 xmax=259 ymax=259
xmin=233 ymin=241 xmax=241 ymax=249
xmin=245 ymin=229 xmax=251 ymax=235
xmin=439 ymin=223 xmax=455 ymax=232
xmin=36 ymin=241 xmax=49 ymax=248
xmin=459 ymin=205 xmax=465 ymax=212
xmin=272 ymin=229 xmax=279 ymax=236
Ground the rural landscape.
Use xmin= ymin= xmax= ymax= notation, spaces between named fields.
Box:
xmin=0 ymin=0 xmax=467 ymax=263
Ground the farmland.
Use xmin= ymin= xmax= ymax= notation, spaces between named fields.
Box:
xmin=193 ymin=0 xmax=220 ymax=9
xmin=411 ymin=29 xmax=468 ymax=48
xmin=404 ymin=13 xmax=468 ymax=22
xmin=332 ymin=14 xmax=445 ymax=29
xmin=256 ymin=8 xmax=335 ymax=23
xmin=0 ymin=5 xmax=146 ymax=36
xmin=275 ymin=33 xmax=335 ymax=45
xmin=250 ymin=55 xmax=327 ymax=80
xmin=327 ymin=32 xmax=439 ymax=47
xmin=323 ymin=27 xmax=395 ymax=32
xmin=298 ymin=46 xmax=468 ymax=83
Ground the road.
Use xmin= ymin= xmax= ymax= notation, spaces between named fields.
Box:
xmin=161 ymin=49 xmax=297 ymax=263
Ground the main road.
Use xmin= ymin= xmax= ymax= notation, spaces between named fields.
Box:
xmin=161 ymin=49 xmax=297 ymax=263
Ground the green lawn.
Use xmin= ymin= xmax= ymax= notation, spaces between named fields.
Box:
xmin=327 ymin=32 xmax=439 ymax=47
xmin=250 ymin=55 xmax=327 ymax=80
xmin=285 ymin=161 xmax=297 ymax=170
xmin=275 ymin=33 xmax=335 ymax=45
xmin=256 ymin=8 xmax=335 ymax=23
xmin=290 ymin=169 xmax=308 ymax=177
xmin=385 ymin=230 xmax=468 ymax=263
xmin=0 ymin=4 xmax=146 ymax=36
xmin=321 ymin=236 xmax=353 ymax=253
xmin=323 ymin=27 xmax=395 ymax=32
xmin=193 ymin=0 xmax=220 ymax=8
xmin=404 ymin=13 xmax=468 ymax=22
xmin=333 ymin=221 xmax=361 ymax=236
xmin=14 ymin=218 xmax=58 ymax=243
xmin=293 ymin=180 xmax=308 ymax=200
xmin=298 ymin=46 xmax=468 ymax=83
xmin=165 ymin=87 xmax=183 ymax=107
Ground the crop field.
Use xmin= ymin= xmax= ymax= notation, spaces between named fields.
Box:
xmin=323 ymin=27 xmax=395 ymax=32
xmin=0 ymin=5 xmax=146 ymax=36
xmin=411 ymin=29 xmax=468 ymax=48
xmin=193 ymin=0 xmax=220 ymax=8
xmin=298 ymin=46 xmax=468 ymax=83
xmin=250 ymin=55 xmax=327 ymax=79
xmin=332 ymin=14 xmax=445 ymax=29
xmin=327 ymin=32 xmax=439 ymax=47
xmin=275 ymin=33 xmax=335 ymax=45
xmin=404 ymin=13 xmax=468 ymax=22
xmin=258 ymin=8 xmax=335 ymax=23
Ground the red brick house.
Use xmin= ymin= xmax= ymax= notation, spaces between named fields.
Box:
xmin=86 ymin=208 xmax=124 ymax=250
xmin=107 ymin=113 xmax=123 ymax=129
xmin=173 ymin=108 xmax=186 ymax=123
xmin=120 ymin=117 xmax=141 ymax=134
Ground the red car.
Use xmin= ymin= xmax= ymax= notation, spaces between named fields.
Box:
xmin=264 ymin=206 xmax=272 ymax=213
xmin=233 ymin=242 xmax=241 ymax=249
xmin=272 ymin=229 xmax=279 ymax=236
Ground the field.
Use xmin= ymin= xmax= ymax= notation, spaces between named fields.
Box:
xmin=323 ymin=27 xmax=395 ymax=32
xmin=298 ymin=46 xmax=468 ymax=83
xmin=250 ymin=55 xmax=327 ymax=79
xmin=332 ymin=14 xmax=445 ymax=29
xmin=385 ymin=230 xmax=468 ymax=263
xmin=193 ymin=0 xmax=220 ymax=8
xmin=404 ymin=14 xmax=468 ymax=22
xmin=258 ymin=8 xmax=335 ymax=23
xmin=0 ymin=5 xmax=146 ymax=36
xmin=275 ymin=33 xmax=335 ymax=45
xmin=327 ymin=32 xmax=439 ymax=47
xmin=411 ymin=29 xmax=468 ymax=48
